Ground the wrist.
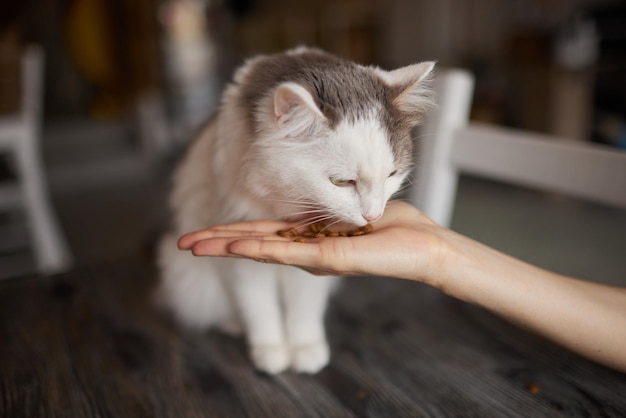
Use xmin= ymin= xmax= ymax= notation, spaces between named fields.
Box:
xmin=406 ymin=226 xmax=465 ymax=291
xmin=425 ymin=228 xmax=512 ymax=303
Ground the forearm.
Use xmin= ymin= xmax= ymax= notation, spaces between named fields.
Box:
xmin=432 ymin=232 xmax=626 ymax=372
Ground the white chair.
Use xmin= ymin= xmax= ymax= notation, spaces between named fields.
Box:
xmin=412 ymin=69 xmax=626 ymax=227
xmin=0 ymin=45 xmax=73 ymax=276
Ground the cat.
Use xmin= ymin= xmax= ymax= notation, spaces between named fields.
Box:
xmin=158 ymin=47 xmax=435 ymax=374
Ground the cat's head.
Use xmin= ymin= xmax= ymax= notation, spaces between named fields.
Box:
xmin=245 ymin=52 xmax=435 ymax=227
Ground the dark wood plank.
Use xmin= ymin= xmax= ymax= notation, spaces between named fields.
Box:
xmin=1 ymin=259 xmax=625 ymax=417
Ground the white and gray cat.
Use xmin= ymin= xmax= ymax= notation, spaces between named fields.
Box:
xmin=158 ymin=47 xmax=435 ymax=374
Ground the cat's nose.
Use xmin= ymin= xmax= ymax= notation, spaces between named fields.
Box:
xmin=362 ymin=213 xmax=382 ymax=223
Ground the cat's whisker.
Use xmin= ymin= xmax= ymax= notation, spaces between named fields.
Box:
xmin=283 ymin=208 xmax=326 ymax=216
xmin=402 ymin=174 xmax=418 ymax=190
xmin=412 ymin=132 xmax=439 ymax=141
xmin=319 ymin=218 xmax=344 ymax=233
xmin=396 ymin=180 xmax=415 ymax=195
xmin=289 ymin=213 xmax=337 ymax=231
xmin=264 ymin=196 xmax=319 ymax=204
xmin=293 ymin=214 xmax=333 ymax=229
xmin=263 ymin=198 xmax=321 ymax=208
xmin=268 ymin=208 xmax=327 ymax=222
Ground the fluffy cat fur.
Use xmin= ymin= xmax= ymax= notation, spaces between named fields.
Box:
xmin=158 ymin=47 xmax=435 ymax=374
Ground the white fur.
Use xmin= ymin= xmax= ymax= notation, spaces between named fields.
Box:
xmin=159 ymin=51 xmax=429 ymax=374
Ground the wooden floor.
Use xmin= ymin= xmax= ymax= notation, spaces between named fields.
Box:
xmin=1 ymin=257 xmax=625 ymax=418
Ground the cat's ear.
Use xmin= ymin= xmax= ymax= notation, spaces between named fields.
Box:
xmin=273 ymin=82 xmax=325 ymax=132
xmin=376 ymin=61 xmax=436 ymax=114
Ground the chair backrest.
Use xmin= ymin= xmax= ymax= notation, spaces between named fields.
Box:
xmin=412 ymin=70 xmax=626 ymax=228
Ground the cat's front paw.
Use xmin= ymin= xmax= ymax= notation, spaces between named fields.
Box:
xmin=250 ymin=344 xmax=291 ymax=374
xmin=291 ymin=341 xmax=330 ymax=374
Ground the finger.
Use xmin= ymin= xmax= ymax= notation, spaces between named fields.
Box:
xmin=177 ymin=218 xmax=293 ymax=249
xmin=228 ymin=238 xmax=324 ymax=268
xmin=229 ymin=238 xmax=364 ymax=277
xmin=189 ymin=235 xmax=289 ymax=256
xmin=179 ymin=229 xmax=278 ymax=249
xmin=189 ymin=237 xmax=238 ymax=256
xmin=210 ymin=220 xmax=290 ymax=233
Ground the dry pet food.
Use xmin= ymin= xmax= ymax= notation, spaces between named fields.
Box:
xmin=277 ymin=222 xmax=373 ymax=241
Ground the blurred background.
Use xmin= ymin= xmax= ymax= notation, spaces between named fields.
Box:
xmin=0 ymin=0 xmax=625 ymax=282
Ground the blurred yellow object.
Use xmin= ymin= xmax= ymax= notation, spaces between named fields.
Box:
xmin=64 ymin=0 xmax=124 ymax=118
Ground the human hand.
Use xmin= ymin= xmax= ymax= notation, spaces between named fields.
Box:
xmin=177 ymin=200 xmax=450 ymax=285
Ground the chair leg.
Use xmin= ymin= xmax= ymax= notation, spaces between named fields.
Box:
xmin=16 ymin=128 xmax=73 ymax=274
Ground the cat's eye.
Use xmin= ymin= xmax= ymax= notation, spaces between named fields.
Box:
xmin=388 ymin=170 xmax=398 ymax=177
xmin=330 ymin=177 xmax=355 ymax=187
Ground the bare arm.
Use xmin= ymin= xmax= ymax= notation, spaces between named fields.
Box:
xmin=178 ymin=200 xmax=626 ymax=372
xmin=438 ymin=227 xmax=626 ymax=373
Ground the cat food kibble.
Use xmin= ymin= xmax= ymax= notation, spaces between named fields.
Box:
xmin=277 ymin=222 xmax=373 ymax=242
xmin=527 ymin=383 xmax=540 ymax=394
xmin=277 ymin=228 xmax=299 ymax=238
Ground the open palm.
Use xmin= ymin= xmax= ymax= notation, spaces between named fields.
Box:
xmin=178 ymin=200 xmax=446 ymax=283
